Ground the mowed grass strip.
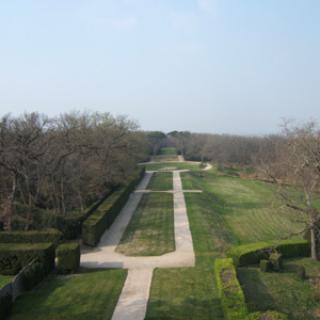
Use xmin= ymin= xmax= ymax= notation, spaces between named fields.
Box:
xmin=116 ymin=193 xmax=175 ymax=256
xmin=145 ymin=162 xmax=199 ymax=172
xmin=146 ymin=192 xmax=225 ymax=320
xmin=181 ymin=170 xmax=304 ymax=244
xmin=147 ymin=172 xmax=173 ymax=191
xmin=159 ymin=147 xmax=177 ymax=155
xmin=9 ymin=269 xmax=126 ymax=320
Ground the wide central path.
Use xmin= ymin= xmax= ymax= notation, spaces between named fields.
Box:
xmin=81 ymin=170 xmax=197 ymax=320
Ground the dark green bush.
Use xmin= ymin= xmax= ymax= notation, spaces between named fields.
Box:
xmin=0 ymin=243 xmax=54 ymax=275
xmin=247 ymin=310 xmax=288 ymax=320
xmin=82 ymin=168 xmax=145 ymax=246
xmin=259 ymin=259 xmax=271 ymax=272
xmin=215 ymin=258 xmax=248 ymax=320
xmin=229 ymin=240 xmax=310 ymax=266
xmin=269 ymin=252 xmax=283 ymax=272
xmin=56 ymin=242 xmax=80 ymax=274
xmin=296 ymin=265 xmax=306 ymax=279
xmin=20 ymin=260 xmax=46 ymax=290
xmin=0 ymin=229 xmax=62 ymax=246
xmin=0 ymin=292 xmax=12 ymax=319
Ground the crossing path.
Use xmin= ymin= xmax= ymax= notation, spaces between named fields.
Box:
xmin=81 ymin=169 xmax=200 ymax=320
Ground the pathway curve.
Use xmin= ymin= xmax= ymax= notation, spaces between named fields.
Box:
xmin=81 ymin=169 xmax=198 ymax=320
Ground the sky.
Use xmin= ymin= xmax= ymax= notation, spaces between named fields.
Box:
xmin=0 ymin=0 xmax=319 ymax=135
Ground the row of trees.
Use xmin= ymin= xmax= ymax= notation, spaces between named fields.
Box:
xmin=0 ymin=112 xmax=147 ymax=230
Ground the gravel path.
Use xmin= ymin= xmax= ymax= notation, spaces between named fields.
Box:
xmin=81 ymin=169 xmax=197 ymax=319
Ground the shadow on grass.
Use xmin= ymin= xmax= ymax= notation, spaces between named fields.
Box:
xmin=237 ymin=267 xmax=276 ymax=312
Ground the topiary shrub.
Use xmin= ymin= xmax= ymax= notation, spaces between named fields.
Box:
xmin=296 ymin=265 xmax=306 ymax=280
xmin=82 ymin=167 xmax=145 ymax=246
xmin=260 ymin=259 xmax=271 ymax=272
xmin=56 ymin=242 xmax=80 ymax=274
xmin=0 ymin=243 xmax=54 ymax=275
xmin=269 ymin=252 xmax=283 ymax=272
xmin=247 ymin=310 xmax=288 ymax=320
xmin=229 ymin=240 xmax=310 ymax=267
xmin=215 ymin=258 xmax=248 ymax=320
xmin=0 ymin=229 xmax=62 ymax=246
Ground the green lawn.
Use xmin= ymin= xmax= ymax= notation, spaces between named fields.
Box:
xmin=238 ymin=258 xmax=320 ymax=320
xmin=146 ymin=169 xmax=306 ymax=320
xmin=116 ymin=193 xmax=175 ymax=256
xmin=145 ymin=162 xmax=200 ymax=172
xmin=159 ymin=147 xmax=177 ymax=155
xmin=9 ymin=269 xmax=126 ymax=320
xmin=0 ymin=274 xmax=13 ymax=288
xmin=181 ymin=171 xmax=304 ymax=245
xmin=147 ymin=172 xmax=173 ymax=191
xmin=146 ymin=191 xmax=225 ymax=320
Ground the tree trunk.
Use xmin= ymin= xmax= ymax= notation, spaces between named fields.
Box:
xmin=5 ymin=174 xmax=17 ymax=231
xmin=310 ymin=225 xmax=318 ymax=260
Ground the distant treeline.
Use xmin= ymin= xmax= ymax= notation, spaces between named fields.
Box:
xmin=0 ymin=112 xmax=147 ymax=230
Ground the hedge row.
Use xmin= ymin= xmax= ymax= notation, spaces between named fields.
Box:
xmin=56 ymin=242 xmax=80 ymax=274
xmin=0 ymin=229 xmax=62 ymax=246
xmin=82 ymin=167 xmax=145 ymax=246
xmin=229 ymin=239 xmax=310 ymax=266
xmin=214 ymin=258 xmax=289 ymax=320
xmin=214 ymin=258 xmax=248 ymax=320
xmin=0 ymin=259 xmax=50 ymax=319
xmin=0 ymin=243 xmax=55 ymax=275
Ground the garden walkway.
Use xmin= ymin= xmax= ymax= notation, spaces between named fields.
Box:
xmin=81 ymin=169 xmax=199 ymax=320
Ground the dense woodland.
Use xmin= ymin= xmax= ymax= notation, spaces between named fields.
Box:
xmin=0 ymin=112 xmax=147 ymax=231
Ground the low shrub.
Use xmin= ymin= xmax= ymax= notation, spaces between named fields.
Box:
xmin=20 ymin=260 xmax=46 ymax=290
xmin=269 ymin=252 xmax=283 ymax=272
xmin=82 ymin=167 xmax=145 ymax=246
xmin=214 ymin=258 xmax=248 ymax=320
xmin=0 ymin=229 xmax=62 ymax=246
xmin=0 ymin=243 xmax=54 ymax=275
xmin=259 ymin=259 xmax=271 ymax=272
xmin=0 ymin=292 xmax=12 ymax=319
xmin=56 ymin=242 xmax=80 ymax=274
xmin=247 ymin=310 xmax=288 ymax=320
xmin=296 ymin=265 xmax=306 ymax=279
xmin=229 ymin=240 xmax=310 ymax=266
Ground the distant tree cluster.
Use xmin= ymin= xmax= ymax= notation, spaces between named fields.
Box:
xmin=167 ymin=131 xmax=265 ymax=165
xmin=0 ymin=111 xmax=147 ymax=230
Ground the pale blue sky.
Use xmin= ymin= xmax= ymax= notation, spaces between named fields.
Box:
xmin=0 ymin=0 xmax=319 ymax=134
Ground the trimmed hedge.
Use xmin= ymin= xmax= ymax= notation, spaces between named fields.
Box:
xmin=20 ymin=260 xmax=47 ymax=290
xmin=0 ymin=243 xmax=54 ymax=275
xmin=214 ymin=258 xmax=248 ymax=320
xmin=229 ymin=240 xmax=310 ymax=266
xmin=82 ymin=167 xmax=145 ymax=246
xmin=0 ymin=229 xmax=62 ymax=246
xmin=56 ymin=242 xmax=80 ymax=274
xmin=247 ymin=311 xmax=288 ymax=320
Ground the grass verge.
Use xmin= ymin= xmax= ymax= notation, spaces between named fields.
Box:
xmin=147 ymin=172 xmax=173 ymax=191
xmin=9 ymin=268 xmax=126 ymax=320
xmin=116 ymin=193 xmax=175 ymax=256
